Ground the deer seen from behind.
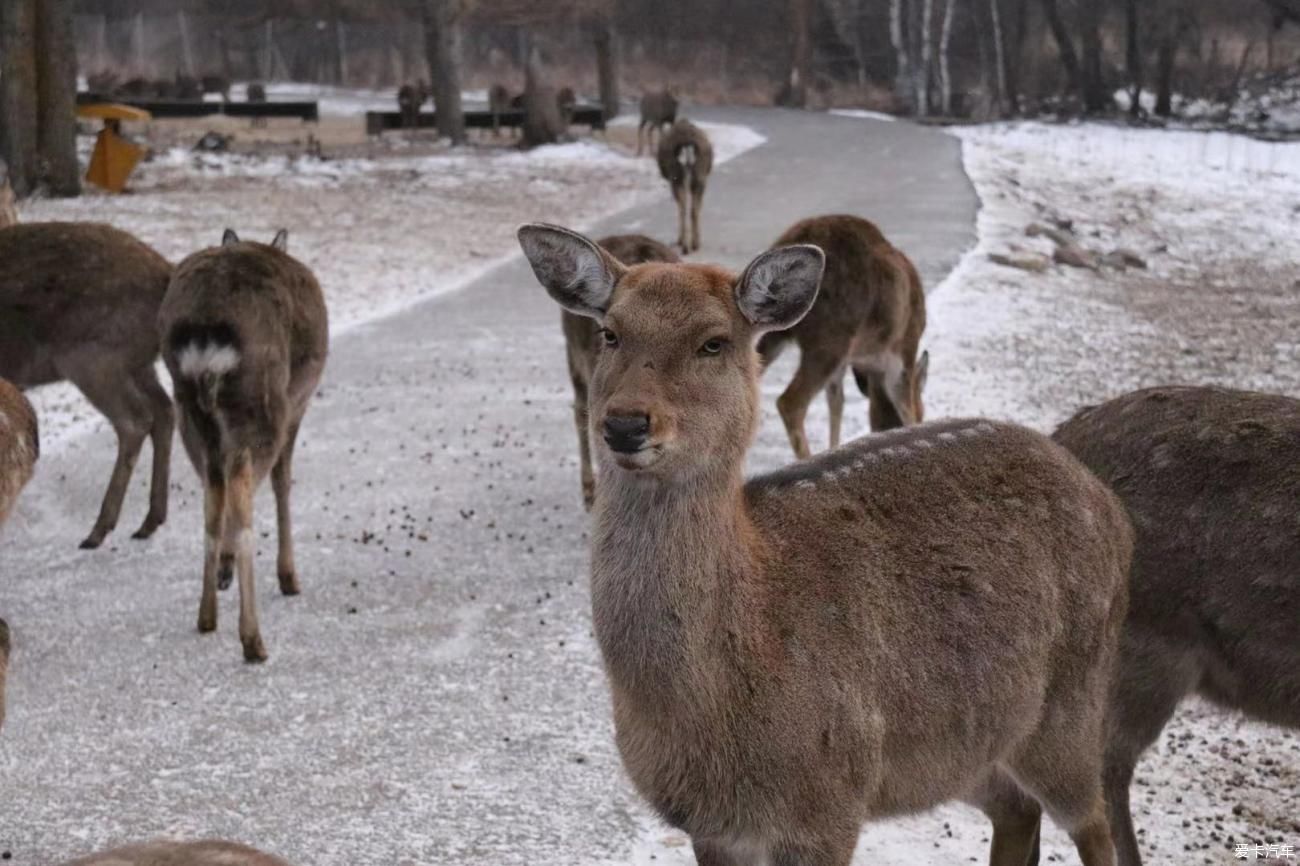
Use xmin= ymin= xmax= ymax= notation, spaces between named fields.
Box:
xmin=637 ymin=89 xmax=678 ymax=156
xmin=518 ymin=222 xmax=1131 ymax=866
xmin=562 ymin=233 xmax=680 ymax=508
xmin=656 ymin=120 xmax=713 ymax=254
xmin=1048 ymin=385 xmax=1300 ymax=866
xmin=759 ymin=214 xmax=928 ymax=458
xmin=0 ymin=223 xmax=174 ymax=548
xmin=159 ymin=229 xmax=328 ymax=663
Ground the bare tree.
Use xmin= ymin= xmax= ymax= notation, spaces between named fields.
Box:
xmin=1079 ymin=0 xmax=1109 ymax=112
xmin=916 ymin=0 xmax=934 ymax=115
xmin=0 ymin=0 xmax=39 ymax=197
xmin=778 ymin=0 xmax=812 ymax=107
xmin=939 ymin=0 xmax=959 ymax=115
xmin=989 ymin=0 xmax=1008 ymax=114
xmin=421 ymin=0 xmax=465 ymax=144
xmin=590 ymin=4 xmax=619 ymax=120
xmin=36 ymin=0 xmax=80 ymax=196
xmin=1040 ymin=0 xmax=1082 ymax=102
xmin=1125 ymin=0 xmax=1142 ymax=116
xmin=890 ymin=0 xmax=913 ymax=108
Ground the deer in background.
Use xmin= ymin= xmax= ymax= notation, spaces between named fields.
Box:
xmin=159 ymin=229 xmax=328 ymax=663
xmin=0 ymin=223 xmax=174 ymax=549
xmin=657 ymin=120 xmax=713 ymax=255
xmin=1048 ymin=385 xmax=1300 ymax=866
xmin=758 ymin=214 xmax=928 ymax=458
xmin=518 ymin=223 xmax=1130 ymax=866
xmin=0 ymin=377 xmax=38 ymax=529
xmin=398 ymin=82 xmax=425 ymax=129
xmin=562 ymin=234 xmax=680 ymax=508
xmin=57 ymin=841 xmax=295 ymax=866
xmin=637 ymin=89 xmax=678 ymax=156
xmin=488 ymin=83 xmax=512 ymax=136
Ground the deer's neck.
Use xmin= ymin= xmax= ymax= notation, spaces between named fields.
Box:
xmin=590 ymin=469 xmax=758 ymax=695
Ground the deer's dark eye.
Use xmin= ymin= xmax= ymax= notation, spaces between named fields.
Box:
xmin=700 ymin=338 xmax=726 ymax=356
xmin=600 ymin=329 xmax=620 ymax=348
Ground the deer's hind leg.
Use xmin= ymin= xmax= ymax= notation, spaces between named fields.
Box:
xmin=227 ymin=454 xmax=267 ymax=663
xmin=59 ymin=355 xmax=154 ymax=549
xmin=198 ymin=474 xmax=227 ymax=634
xmin=271 ymin=420 xmax=303 ymax=596
xmin=970 ymin=770 xmax=1044 ymax=866
xmin=777 ymin=340 xmax=850 ymax=460
xmin=671 ymin=183 xmax=688 ymax=253
xmin=131 ymin=365 xmax=174 ymax=540
xmin=688 ymin=182 xmax=705 ymax=251
xmin=825 ymin=365 xmax=848 ymax=450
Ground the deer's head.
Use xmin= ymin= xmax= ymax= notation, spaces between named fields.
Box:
xmin=520 ymin=223 xmax=823 ymax=484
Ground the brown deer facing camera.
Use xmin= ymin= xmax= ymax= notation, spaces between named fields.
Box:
xmin=1047 ymin=385 xmax=1300 ymax=866
xmin=637 ymin=88 xmax=678 ymax=156
xmin=657 ymin=120 xmax=713 ymax=254
xmin=159 ymin=229 xmax=328 ymax=663
xmin=562 ymin=234 xmax=680 ymax=508
xmin=0 ymin=222 xmax=174 ymax=548
xmin=518 ymin=223 xmax=1131 ymax=866
xmin=759 ymin=214 xmax=928 ymax=458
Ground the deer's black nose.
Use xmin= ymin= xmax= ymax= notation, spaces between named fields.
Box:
xmin=603 ymin=414 xmax=650 ymax=453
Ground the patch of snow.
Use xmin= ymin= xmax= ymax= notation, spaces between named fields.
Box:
xmin=830 ymin=108 xmax=898 ymax=123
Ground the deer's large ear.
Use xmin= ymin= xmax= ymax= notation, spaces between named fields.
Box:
xmin=271 ymin=229 xmax=289 ymax=252
xmin=735 ymin=244 xmax=824 ymax=331
xmin=222 ymin=229 xmax=240 ymax=246
xmin=517 ymin=223 xmax=626 ymax=319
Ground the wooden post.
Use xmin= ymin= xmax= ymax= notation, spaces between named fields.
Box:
xmin=36 ymin=0 xmax=81 ymax=196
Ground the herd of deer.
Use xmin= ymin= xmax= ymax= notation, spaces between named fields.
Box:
xmin=0 ymin=105 xmax=1297 ymax=866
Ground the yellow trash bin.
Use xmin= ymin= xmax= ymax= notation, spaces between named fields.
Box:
xmin=77 ymin=103 xmax=151 ymax=193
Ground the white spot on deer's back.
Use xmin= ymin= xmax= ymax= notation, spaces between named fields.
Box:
xmin=177 ymin=343 xmax=241 ymax=378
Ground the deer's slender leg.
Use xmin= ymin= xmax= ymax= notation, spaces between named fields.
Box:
xmin=132 ymin=366 xmax=174 ymax=540
xmin=227 ymin=455 xmax=266 ymax=663
xmin=60 ymin=358 xmax=153 ymax=549
xmin=271 ymin=420 xmax=302 ymax=596
xmin=198 ymin=476 xmax=227 ymax=634
xmin=777 ymin=344 xmax=845 ymax=459
xmin=689 ymin=182 xmax=704 ymax=251
xmin=672 ymin=183 xmax=688 ymax=253
xmin=826 ymin=367 xmax=846 ymax=450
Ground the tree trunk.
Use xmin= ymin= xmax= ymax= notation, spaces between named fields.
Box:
xmin=1154 ymin=33 xmax=1178 ymax=116
xmin=0 ymin=0 xmax=39 ymax=197
xmin=521 ymin=41 xmax=563 ymax=148
xmin=939 ymin=0 xmax=958 ymax=115
xmin=890 ymin=0 xmax=912 ymax=109
xmin=1040 ymin=0 xmax=1081 ymax=103
xmin=422 ymin=0 xmax=465 ymax=144
xmin=989 ymin=0 xmax=1008 ymax=115
xmin=779 ymin=0 xmax=812 ymax=107
xmin=36 ymin=0 xmax=80 ymax=196
xmin=1079 ymin=0 xmax=1108 ymax=113
xmin=916 ymin=0 xmax=933 ymax=116
xmin=1125 ymin=0 xmax=1142 ymax=117
xmin=592 ymin=12 xmax=619 ymax=120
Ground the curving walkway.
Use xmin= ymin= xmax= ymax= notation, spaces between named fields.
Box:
xmin=0 ymin=108 xmax=976 ymax=865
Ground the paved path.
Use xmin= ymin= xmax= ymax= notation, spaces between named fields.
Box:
xmin=0 ymin=108 xmax=976 ymax=865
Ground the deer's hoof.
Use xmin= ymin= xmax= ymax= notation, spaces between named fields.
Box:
xmin=131 ymin=515 xmax=164 ymax=540
xmin=278 ymin=570 xmax=301 ymax=596
xmin=242 ymin=636 xmax=268 ymax=663
xmin=79 ymin=531 xmax=106 ymax=550
xmin=197 ymin=614 xmax=217 ymax=634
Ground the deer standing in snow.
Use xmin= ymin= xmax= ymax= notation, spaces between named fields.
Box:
xmin=758 ymin=214 xmax=928 ymax=458
xmin=637 ymin=89 xmax=678 ymax=156
xmin=0 ymin=222 xmax=174 ymax=548
xmin=518 ymin=222 xmax=1130 ymax=866
xmin=159 ymin=229 xmax=328 ymax=663
xmin=1049 ymin=385 xmax=1300 ymax=866
xmin=656 ymin=120 xmax=713 ymax=254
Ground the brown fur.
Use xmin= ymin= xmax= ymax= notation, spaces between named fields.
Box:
xmin=159 ymin=230 xmax=328 ymax=663
xmin=58 ymin=840 xmax=293 ymax=866
xmin=563 ymin=234 xmax=680 ymax=508
xmin=0 ymin=377 xmax=38 ymax=529
xmin=0 ymin=222 xmax=174 ymax=548
xmin=397 ymin=83 xmax=424 ymax=129
xmin=656 ymin=120 xmax=714 ymax=254
xmin=1051 ymin=385 xmax=1300 ymax=866
xmin=556 ymin=85 xmax=577 ymax=126
xmin=759 ymin=214 xmax=928 ymax=458
xmin=518 ymin=223 xmax=1131 ymax=866
xmin=637 ymin=89 xmax=679 ymax=156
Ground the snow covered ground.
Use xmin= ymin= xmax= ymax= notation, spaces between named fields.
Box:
xmin=18 ymin=120 xmax=763 ymax=452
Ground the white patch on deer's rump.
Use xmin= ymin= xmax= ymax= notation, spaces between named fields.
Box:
xmin=177 ymin=343 xmax=241 ymax=378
